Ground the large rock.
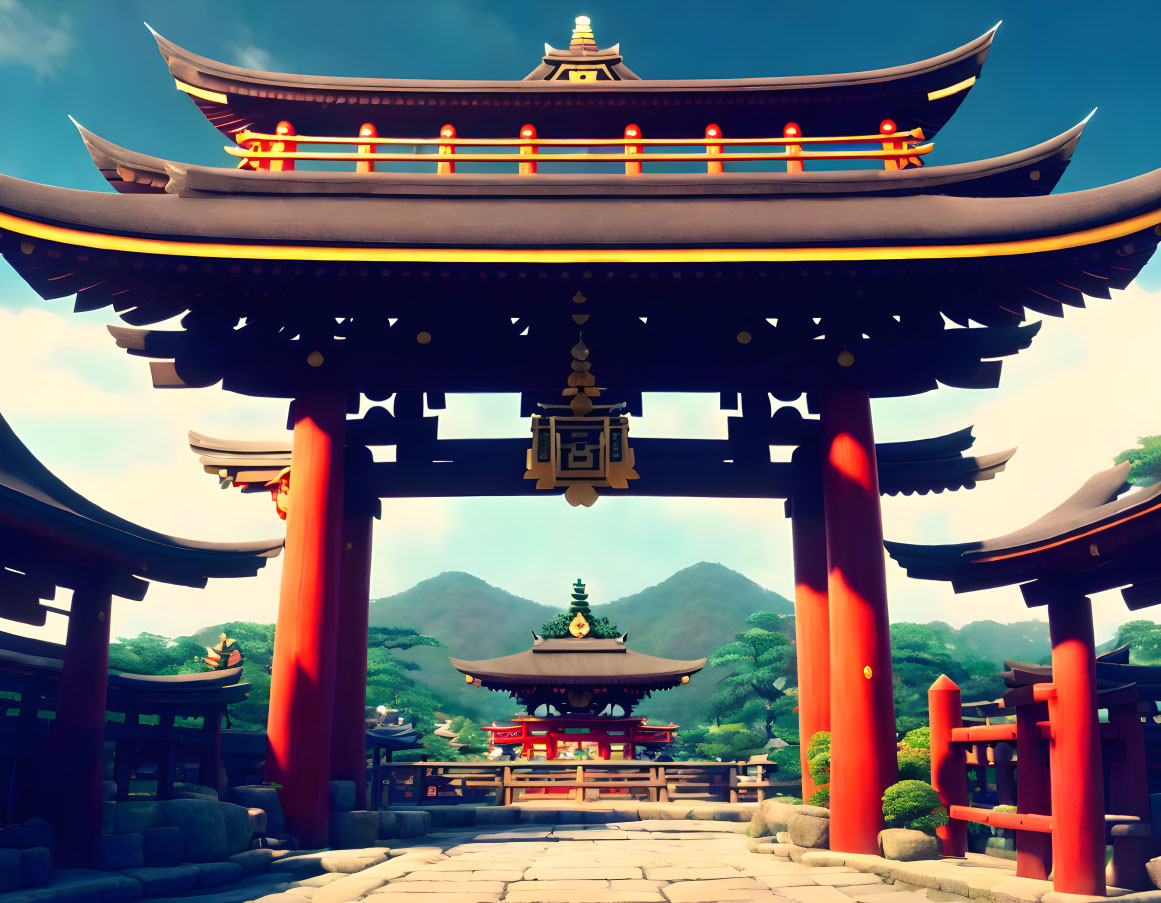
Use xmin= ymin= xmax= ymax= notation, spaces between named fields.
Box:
xmin=120 ymin=864 xmax=200 ymax=895
xmin=329 ymin=781 xmax=356 ymax=812
xmin=248 ymin=807 xmax=269 ymax=837
xmin=379 ymin=809 xmax=430 ymax=838
xmin=113 ymin=801 xmax=163 ymax=835
xmin=878 ymin=828 xmax=940 ymax=862
xmin=331 ymin=811 xmax=379 ymax=849
xmin=1146 ymin=856 xmax=1161 ymax=889
xmin=0 ymin=849 xmax=20 ymax=892
xmin=92 ymin=833 xmax=144 ymax=871
xmin=194 ymin=861 xmax=245 ymax=887
xmin=231 ymin=785 xmax=284 ymax=834
xmin=158 ymin=799 xmax=229 ymax=862
xmin=221 ymin=802 xmax=255 ymax=855
xmin=142 ymin=826 xmax=183 ymax=867
xmin=749 ymin=800 xmax=805 ymax=839
xmin=20 ymin=847 xmax=52 ymax=889
xmin=788 ymin=810 xmax=830 ymax=849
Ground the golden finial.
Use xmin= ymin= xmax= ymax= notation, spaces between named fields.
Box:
xmin=570 ymin=15 xmax=597 ymax=52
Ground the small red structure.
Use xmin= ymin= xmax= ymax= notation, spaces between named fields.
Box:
xmin=891 ymin=462 xmax=1161 ymax=895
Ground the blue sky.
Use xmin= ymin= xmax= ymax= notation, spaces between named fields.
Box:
xmin=2 ymin=0 xmax=1160 ymax=644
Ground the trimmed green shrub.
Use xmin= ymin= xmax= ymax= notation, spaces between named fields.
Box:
xmin=882 ymin=780 xmax=948 ymax=837
xmin=897 ymin=744 xmax=931 ymax=782
xmin=902 ymin=726 xmax=931 ymax=749
xmin=808 ymin=785 xmax=830 ymax=807
xmin=806 ymin=730 xmax=830 ymax=760
xmin=808 ymin=750 xmax=830 ymax=785
xmin=992 ymin=804 xmax=1017 ymax=814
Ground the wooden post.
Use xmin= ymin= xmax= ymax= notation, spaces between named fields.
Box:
xmin=1015 ymin=701 xmax=1052 ymax=880
xmin=1046 ymin=594 xmax=1105 ymax=896
xmin=329 ymin=509 xmax=374 ymax=809
xmin=265 ymin=390 xmax=346 ymax=848
xmin=48 ymin=578 xmax=112 ymax=866
xmin=357 ymin=122 xmax=378 ymax=174
xmin=705 ymin=124 xmax=724 ymax=175
xmin=503 ymin=765 xmax=513 ymax=806
xmin=519 ymin=124 xmax=537 ymax=175
xmin=269 ymin=120 xmax=296 ymax=173
xmin=784 ymin=123 xmax=804 ymax=174
xmin=158 ymin=712 xmax=177 ymax=800
xmin=929 ymin=675 xmax=968 ymax=856
xmin=438 ymin=124 xmax=456 ymax=175
xmin=791 ymin=492 xmax=829 ymax=804
xmin=371 ymin=747 xmax=383 ymax=809
xmin=198 ymin=708 xmax=223 ymax=797
xmin=576 ymin=765 xmax=584 ymax=801
xmin=624 ymin=124 xmax=642 ymax=176
xmin=1107 ymin=698 xmax=1150 ymax=889
xmin=819 ymin=387 xmax=897 ymax=854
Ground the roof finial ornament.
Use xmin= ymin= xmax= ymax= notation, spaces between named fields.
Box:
xmin=570 ymin=15 xmax=597 ymax=53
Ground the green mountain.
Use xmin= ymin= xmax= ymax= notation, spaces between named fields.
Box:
xmin=367 ymin=562 xmax=794 ymax=728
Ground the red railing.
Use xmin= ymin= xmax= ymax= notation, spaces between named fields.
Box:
xmin=228 ymin=119 xmax=930 ymax=176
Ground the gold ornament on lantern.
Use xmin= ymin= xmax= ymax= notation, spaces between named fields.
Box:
xmin=525 ymin=334 xmax=638 ymax=506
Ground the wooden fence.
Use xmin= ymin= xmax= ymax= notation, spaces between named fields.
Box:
xmin=370 ymin=760 xmax=798 ymax=807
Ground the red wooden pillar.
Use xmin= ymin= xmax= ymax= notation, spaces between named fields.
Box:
xmin=1015 ymin=701 xmax=1052 ymax=880
xmin=329 ymin=511 xmax=374 ymax=809
xmin=266 ymin=391 xmax=346 ymax=848
xmin=1046 ymin=594 xmax=1105 ymax=896
xmin=790 ymin=494 xmax=829 ymax=803
xmin=49 ymin=579 xmax=113 ymax=866
xmin=929 ymin=675 xmax=968 ymax=856
xmin=819 ymin=387 xmax=897 ymax=854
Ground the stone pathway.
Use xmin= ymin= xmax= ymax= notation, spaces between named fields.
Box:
xmin=278 ymin=820 xmax=921 ymax=903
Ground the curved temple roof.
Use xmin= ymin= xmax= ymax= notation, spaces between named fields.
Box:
xmin=885 ymin=461 xmax=1161 ymax=609
xmin=152 ymin=24 xmax=996 ymax=140
xmin=0 ymin=412 xmax=281 ymax=619
xmin=76 ymin=118 xmax=1086 ymax=200
xmin=450 ymin=636 xmax=706 ymax=689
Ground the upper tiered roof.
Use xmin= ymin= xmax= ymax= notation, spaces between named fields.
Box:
xmin=154 ymin=18 xmax=997 ymax=139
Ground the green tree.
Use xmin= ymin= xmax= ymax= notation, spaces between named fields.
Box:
xmin=1114 ymin=436 xmax=1161 ymax=486
xmin=1113 ymin=620 xmax=1161 ymax=664
xmin=447 ymin=716 xmax=491 ymax=757
xmin=107 ymin=633 xmax=206 ymax=675
xmin=890 ymin=623 xmax=1002 ymax=730
xmin=705 ymin=612 xmax=797 ymax=741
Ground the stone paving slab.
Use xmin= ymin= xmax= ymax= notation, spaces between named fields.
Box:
xmin=661 ymin=877 xmax=785 ymax=902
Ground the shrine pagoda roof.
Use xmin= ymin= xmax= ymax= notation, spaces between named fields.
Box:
xmin=0 ymin=411 xmax=281 ymax=618
xmin=77 ymin=119 xmax=1086 ymax=200
xmin=152 ymin=23 xmax=997 ymax=140
xmin=885 ymin=462 xmax=1161 ymax=609
xmin=4 ymin=151 xmax=1158 ymax=265
xmin=450 ymin=636 xmax=705 ymax=689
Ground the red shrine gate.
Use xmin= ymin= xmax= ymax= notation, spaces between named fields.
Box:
xmin=2 ymin=18 xmax=1161 ymax=891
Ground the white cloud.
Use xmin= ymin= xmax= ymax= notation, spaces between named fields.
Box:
xmin=880 ymin=280 xmax=1161 ymax=640
xmin=228 ymin=25 xmax=275 ymax=72
xmin=0 ymin=0 xmax=72 ymax=77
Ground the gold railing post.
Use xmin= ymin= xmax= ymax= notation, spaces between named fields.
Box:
xmin=705 ymin=124 xmax=724 ymax=175
xmin=784 ymin=122 xmax=803 ymax=174
xmin=268 ymin=120 xmax=296 ymax=173
xmin=438 ymin=124 xmax=456 ymax=175
xmin=519 ymin=124 xmax=538 ymax=175
xmin=624 ymin=124 xmax=642 ymax=176
xmin=357 ymin=122 xmax=378 ymax=174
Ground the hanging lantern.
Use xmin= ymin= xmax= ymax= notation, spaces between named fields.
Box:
xmin=525 ymin=337 xmax=638 ymax=506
